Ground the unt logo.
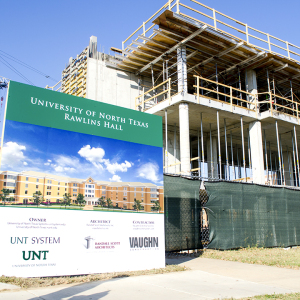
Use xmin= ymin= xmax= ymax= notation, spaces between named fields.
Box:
xmin=22 ymin=251 xmax=49 ymax=260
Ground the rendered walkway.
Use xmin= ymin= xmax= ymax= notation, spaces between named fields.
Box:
xmin=1 ymin=257 xmax=299 ymax=300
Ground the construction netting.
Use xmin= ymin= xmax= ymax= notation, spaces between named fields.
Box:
xmin=164 ymin=175 xmax=201 ymax=251
xmin=205 ymin=181 xmax=300 ymax=250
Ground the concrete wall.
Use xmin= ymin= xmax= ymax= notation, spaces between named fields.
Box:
xmin=86 ymin=54 xmax=143 ymax=110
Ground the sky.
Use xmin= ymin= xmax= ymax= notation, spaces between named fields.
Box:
xmin=1 ymin=120 xmax=163 ymax=184
xmin=1 ymin=0 xmax=300 ymax=91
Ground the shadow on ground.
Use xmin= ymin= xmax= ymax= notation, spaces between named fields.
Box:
xmin=165 ymin=251 xmax=205 ymax=266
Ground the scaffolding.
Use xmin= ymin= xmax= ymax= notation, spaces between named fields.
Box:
xmin=108 ymin=0 xmax=300 ymax=187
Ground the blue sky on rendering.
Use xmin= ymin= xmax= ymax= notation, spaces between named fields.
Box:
xmin=1 ymin=0 xmax=299 ymax=89
xmin=1 ymin=120 xmax=163 ymax=184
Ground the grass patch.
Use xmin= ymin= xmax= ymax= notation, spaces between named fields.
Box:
xmin=225 ymin=292 xmax=300 ymax=299
xmin=200 ymin=247 xmax=300 ymax=269
xmin=0 ymin=265 xmax=187 ymax=289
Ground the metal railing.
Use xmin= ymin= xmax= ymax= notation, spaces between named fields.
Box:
xmin=193 ymin=75 xmax=258 ymax=113
xmin=137 ymin=74 xmax=300 ymax=121
xmin=122 ymin=0 xmax=300 ymax=65
xmin=135 ymin=78 xmax=171 ymax=111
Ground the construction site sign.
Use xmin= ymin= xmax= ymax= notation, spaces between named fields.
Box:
xmin=0 ymin=81 xmax=164 ymax=277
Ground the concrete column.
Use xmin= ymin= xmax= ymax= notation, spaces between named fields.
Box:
xmin=179 ymin=103 xmax=190 ymax=175
xmin=177 ymin=46 xmax=187 ymax=93
xmin=89 ymin=36 xmax=97 ymax=58
xmin=249 ymin=121 xmax=265 ymax=184
xmin=245 ymin=69 xmax=258 ymax=110
xmin=207 ymin=137 xmax=218 ymax=179
xmin=283 ymin=151 xmax=294 ymax=186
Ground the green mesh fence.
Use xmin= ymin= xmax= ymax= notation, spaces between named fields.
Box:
xmin=164 ymin=175 xmax=201 ymax=251
xmin=205 ymin=181 xmax=300 ymax=250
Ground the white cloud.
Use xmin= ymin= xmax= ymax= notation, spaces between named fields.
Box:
xmin=44 ymin=159 xmax=52 ymax=166
xmin=109 ymin=175 xmax=122 ymax=182
xmin=1 ymin=142 xmax=26 ymax=168
xmin=137 ymin=162 xmax=160 ymax=183
xmin=78 ymin=145 xmax=132 ymax=174
xmin=23 ymin=162 xmax=28 ymax=166
xmin=105 ymin=160 xmax=132 ymax=174
xmin=54 ymin=165 xmax=76 ymax=173
xmin=55 ymin=155 xmax=79 ymax=168
xmin=78 ymin=145 xmax=105 ymax=169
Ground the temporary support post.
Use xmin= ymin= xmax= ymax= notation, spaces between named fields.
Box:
xmin=275 ymin=121 xmax=283 ymax=185
xmin=269 ymin=141 xmax=273 ymax=184
xmin=197 ymin=128 xmax=201 ymax=177
xmin=286 ymin=146 xmax=293 ymax=186
xmin=236 ymin=144 xmax=241 ymax=179
xmin=294 ymin=125 xmax=300 ymax=186
xmin=224 ymin=119 xmax=229 ymax=180
xmin=264 ymin=130 xmax=269 ymax=183
xmin=174 ymin=123 xmax=177 ymax=173
xmin=210 ymin=123 xmax=213 ymax=178
xmin=275 ymin=155 xmax=278 ymax=185
xmin=273 ymin=74 xmax=277 ymax=110
xmin=290 ymin=81 xmax=294 ymax=114
xmin=217 ymin=111 xmax=222 ymax=179
xmin=247 ymin=128 xmax=252 ymax=176
xmin=238 ymin=67 xmax=242 ymax=101
xmin=216 ymin=63 xmax=219 ymax=100
xmin=230 ymin=130 xmax=235 ymax=180
xmin=292 ymin=131 xmax=298 ymax=186
xmin=165 ymin=109 xmax=168 ymax=173
xmin=201 ymin=113 xmax=205 ymax=177
xmin=241 ymin=117 xmax=246 ymax=181
xmin=280 ymin=134 xmax=286 ymax=185
xmin=163 ymin=60 xmax=165 ymax=99
xmin=291 ymin=131 xmax=297 ymax=186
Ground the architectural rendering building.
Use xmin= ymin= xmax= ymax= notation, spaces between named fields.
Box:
xmin=0 ymin=171 xmax=164 ymax=212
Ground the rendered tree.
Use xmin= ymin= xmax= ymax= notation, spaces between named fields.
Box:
xmin=7 ymin=197 xmax=15 ymax=205
xmin=133 ymin=198 xmax=142 ymax=211
xmin=152 ymin=200 xmax=161 ymax=213
xmin=98 ymin=196 xmax=106 ymax=207
xmin=32 ymin=191 xmax=44 ymax=207
xmin=106 ymin=198 xmax=113 ymax=209
xmin=63 ymin=193 xmax=72 ymax=209
xmin=0 ymin=188 xmax=10 ymax=206
xmin=76 ymin=193 xmax=86 ymax=207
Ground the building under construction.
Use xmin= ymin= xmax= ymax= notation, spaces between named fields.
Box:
xmin=58 ymin=0 xmax=300 ymax=188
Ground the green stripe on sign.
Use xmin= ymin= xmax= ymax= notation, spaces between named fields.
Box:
xmin=6 ymin=81 xmax=162 ymax=147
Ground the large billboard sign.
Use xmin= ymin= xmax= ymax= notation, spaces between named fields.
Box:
xmin=0 ymin=81 xmax=164 ymax=277
xmin=0 ymin=207 xmax=164 ymax=277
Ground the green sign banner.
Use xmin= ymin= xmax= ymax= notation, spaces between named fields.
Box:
xmin=6 ymin=81 xmax=162 ymax=147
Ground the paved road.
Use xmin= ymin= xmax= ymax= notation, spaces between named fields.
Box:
xmin=1 ymin=256 xmax=299 ymax=300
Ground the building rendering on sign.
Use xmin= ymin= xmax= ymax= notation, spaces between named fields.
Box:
xmin=55 ymin=0 xmax=300 ymax=188
xmin=0 ymin=171 xmax=163 ymax=212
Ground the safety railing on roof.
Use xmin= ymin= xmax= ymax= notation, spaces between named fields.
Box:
xmin=122 ymin=0 xmax=300 ymax=65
